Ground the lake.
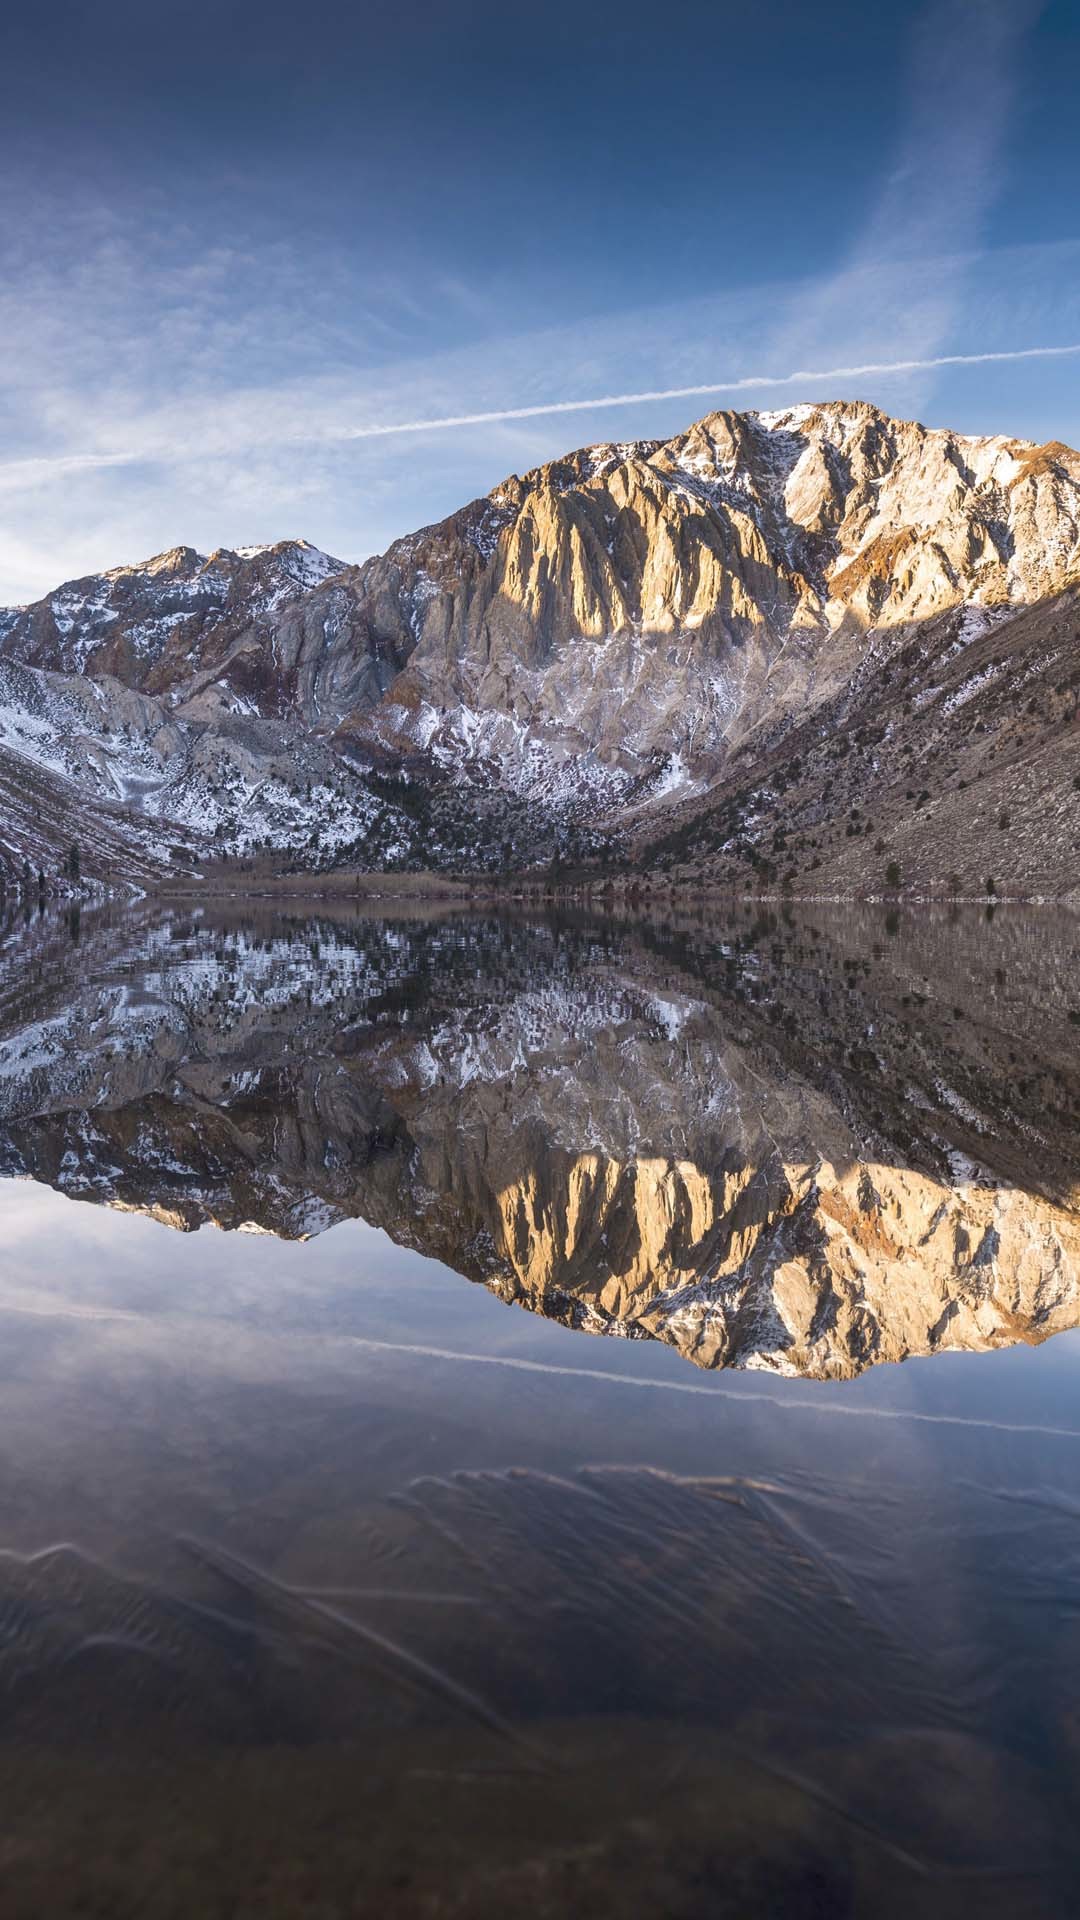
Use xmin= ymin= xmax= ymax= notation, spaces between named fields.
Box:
xmin=0 ymin=898 xmax=1078 ymax=1918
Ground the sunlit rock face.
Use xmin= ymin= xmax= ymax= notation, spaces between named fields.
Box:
xmin=1 ymin=901 xmax=1078 ymax=1379
xmin=488 ymin=1149 xmax=1079 ymax=1377
xmin=349 ymin=405 xmax=1080 ymax=769
xmin=2 ymin=403 xmax=1080 ymax=888
xmin=10 ymin=408 xmax=1080 ymax=728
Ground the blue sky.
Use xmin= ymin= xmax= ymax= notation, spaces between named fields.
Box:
xmin=1 ymin=0 xmax=1078 ymax=601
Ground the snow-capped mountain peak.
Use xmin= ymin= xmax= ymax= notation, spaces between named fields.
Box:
xmin=1 ymin=400 xmax=1079 ymax=898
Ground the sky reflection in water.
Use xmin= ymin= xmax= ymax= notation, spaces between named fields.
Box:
xmin=0 ymin=901 xmax=1077 ymax=1918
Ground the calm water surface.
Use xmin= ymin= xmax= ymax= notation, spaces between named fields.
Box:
xmin=0 ymin=900 xmax=1078 ymax=1918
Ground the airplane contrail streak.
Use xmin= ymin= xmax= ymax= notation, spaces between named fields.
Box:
xmin=3 ymin=341 xmax=1078 ymax=483
xmin=332 ymin=342 xmax=1080 ymax=439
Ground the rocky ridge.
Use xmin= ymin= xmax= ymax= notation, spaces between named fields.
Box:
xmin=1 ymin=403 xmax=1079 ymax=891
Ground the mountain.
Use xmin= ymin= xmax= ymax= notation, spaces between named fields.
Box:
xmin=0 ymin=539 xmax=344 ymax=686
xmin=1 ymin=402 xmax=1079 ymax=892
xmin=3 ymin=901 xmax=1078 ymax=1379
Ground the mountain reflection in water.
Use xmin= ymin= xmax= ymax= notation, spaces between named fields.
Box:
xmin=1 ymin=901 xmax=1080 ymax=1918
xmin=2 ymin=900 xmax=1078 ymax=1379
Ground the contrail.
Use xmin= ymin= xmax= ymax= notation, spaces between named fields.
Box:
xmin=3 ymin=341 xmax=1079 ymax=485
xmin=5 ymin=1298 xmax=1076 ymax=1442
xmin=329 ymin=1335 xmax=1080 ymax=1443
xmin=330 ymin=342 xmax=1080 ymax=440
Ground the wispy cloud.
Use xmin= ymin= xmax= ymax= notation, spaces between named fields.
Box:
xmin=0 ymin=0 xmax=1064 ymax=603
xmin=767 ymin=0 xmax=1046 ymax=374
xmin=1 ymin=341 xmax=1077 ymax=482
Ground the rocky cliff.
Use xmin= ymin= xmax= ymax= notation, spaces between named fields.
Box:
xmin=2 ymin=402 xmax=1079 ymax=890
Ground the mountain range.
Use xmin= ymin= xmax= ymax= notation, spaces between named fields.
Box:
xmin=2 ymin=399 xmax=1078 ymax=896
xmin=3 ymin=901 xmax=1078 ymax=1379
